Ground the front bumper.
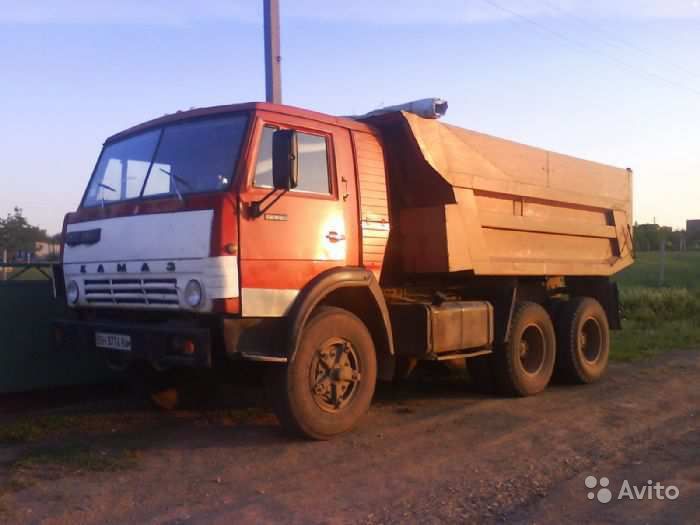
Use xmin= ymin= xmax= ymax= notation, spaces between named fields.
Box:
xmin=54 ymin=318 xmax=212 ymax=368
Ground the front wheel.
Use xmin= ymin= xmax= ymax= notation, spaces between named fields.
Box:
xmin=266 ymin=306 xmax=377 ymax=440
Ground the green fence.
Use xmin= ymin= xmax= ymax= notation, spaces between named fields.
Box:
xmin=0 ymin=266 xmax=118 ymax=394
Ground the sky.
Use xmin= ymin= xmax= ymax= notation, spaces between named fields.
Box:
xmin=1 ymin=0 xmax=699 ymax=233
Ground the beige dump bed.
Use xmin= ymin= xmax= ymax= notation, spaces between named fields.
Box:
xmin=371 ymin=112 xmax=634 ymax=277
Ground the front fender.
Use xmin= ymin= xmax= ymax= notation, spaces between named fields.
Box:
xmin=286 ymin=266 xmax=394 ymax=362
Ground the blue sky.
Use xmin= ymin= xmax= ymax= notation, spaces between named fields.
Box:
xmin=1 ymin=0 xmax=699 ymax=233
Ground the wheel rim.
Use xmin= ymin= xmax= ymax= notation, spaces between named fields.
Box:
xmin=309 ymin=337 xmax=361 ymax=413
xmin=579 ymin=317 xmax=603 ymax=363
xmin=519 ymin=325 xmax=546 ymax=375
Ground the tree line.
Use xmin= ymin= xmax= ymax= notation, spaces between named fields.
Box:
xmin=633 ymin=223 xmax=696 ymax=252
xmin=0 ymin=207 xmax=58 ymax=260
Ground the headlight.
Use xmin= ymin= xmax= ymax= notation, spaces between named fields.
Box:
xmin=184 ymin=280 xmax=203 ymax=307
xmin=66 ymin=280 xmax=79 ymax=305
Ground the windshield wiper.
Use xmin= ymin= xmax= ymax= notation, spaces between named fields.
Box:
xmin=98 ymin=182 xmax=116 ymax=208
xmin=159 ymin=168 xmax=192 ymax=201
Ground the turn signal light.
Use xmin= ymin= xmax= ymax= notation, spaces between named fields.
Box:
xmin=182 ymin=339 xmax=195 ymax=354
xmin=172 ymin=337 xmax=196 ymax=355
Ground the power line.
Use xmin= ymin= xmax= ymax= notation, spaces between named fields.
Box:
xmin=480 ymin=0 xmax=700 ymax=98
xmin=541 ymin=0 xmax=699 ymax=81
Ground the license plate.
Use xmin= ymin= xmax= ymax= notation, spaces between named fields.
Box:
xmin=95 ymin=332 xmax=132 ymax=351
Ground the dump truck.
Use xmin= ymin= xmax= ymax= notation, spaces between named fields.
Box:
xmin=55 ymin=100 xmax=634 ymax=439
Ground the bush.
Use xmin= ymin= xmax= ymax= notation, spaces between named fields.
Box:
xmin=620 ymin=287 xmax=700 ymax=324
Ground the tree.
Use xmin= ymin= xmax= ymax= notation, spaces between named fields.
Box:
xmin=0 ymin=207 xmax=48 ymax=259
xmin=669 ymin=229 xmax=687 ymax=251
xmin=633 ymin=223 xmax=686 ymax=252
xmin=633 ymin=223 xmax=661 ymax=251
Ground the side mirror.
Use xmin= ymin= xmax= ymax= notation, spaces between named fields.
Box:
xmin=272 ymin=129 xmax=298 ymax=190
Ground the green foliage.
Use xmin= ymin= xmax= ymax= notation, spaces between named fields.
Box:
xmin=632 ymin=223 xmax=688 ymax=252
xmin=0 ymin=415 xmax=79 ymax=444
xmin=612 ymin=319 xmax=700 ymax=361
xmin=15 ymin=445 xmax=140 ymax=472
xmin=620 ymin=287 xmax=700 ymax=323
xmin=0 ymin=207 xmax=48 ymax=256
xmin=612 ymin=251 xmax=700 ymax=361
xmin=615 ymin=251 xmax=700 ymax=289
xmin=633 ymin=223 xmax=669 ymax=251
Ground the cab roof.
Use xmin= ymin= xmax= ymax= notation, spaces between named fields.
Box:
xmin=105 ymin=102 xmax=373 ymax=144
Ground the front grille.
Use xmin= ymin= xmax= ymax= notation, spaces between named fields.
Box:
xmin=84 ymin=278 xmax=179 ymax=308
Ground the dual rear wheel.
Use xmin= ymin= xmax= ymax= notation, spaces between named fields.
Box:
xmin=468 ymin=298 xmax=610 ymax=396
xmin=554 ymin=297 xmax=610 ymax=384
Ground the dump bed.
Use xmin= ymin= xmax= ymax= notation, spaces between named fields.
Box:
xmin=365 ymin=112 xmax=634 ymax=278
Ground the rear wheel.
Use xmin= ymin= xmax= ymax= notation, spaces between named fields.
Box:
xmin=266 ymin=307 xmax=377 ymax=440
xmin=554 ymin=297 xmax=610 ymax=384
xmin=493 ymin=302 xmax=556 ymax=396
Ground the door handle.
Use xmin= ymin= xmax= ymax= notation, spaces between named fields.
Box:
xmin=325 ymin=231 xmax=346 ymax=243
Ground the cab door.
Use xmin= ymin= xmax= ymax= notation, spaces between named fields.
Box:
xmin=238 ymin=112 xmax=359 ymax=317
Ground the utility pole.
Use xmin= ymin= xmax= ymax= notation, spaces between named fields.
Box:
xmin=263 ymin=0 xmax=282 ymax=104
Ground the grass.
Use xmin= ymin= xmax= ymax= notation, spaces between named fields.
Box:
xmin=14 ymin=444 xmax=140 ymax=473
xmin=0 ymin=424 xmax=141 ymax=517
xmin=615 ymin=250 xmax=700 ymax=289
xmin=0 ymin=410 xmax=156 ymax=445
xmin=0 ymin=412 xmax=146 ymax=501
xmin=612 ymin=319 xmax=700 ymax=361
xmin=1 ymin=478 xmax=35 ymax=492
xmin=0 ymin=415 xmax=80 ymax=444
xmin=619 ymin=286 xmax=700 ymax=323
xmin=0 ymin=443 xmax=136 ymax=520
xmin=612 ymin=251 xmax=700 ymax=361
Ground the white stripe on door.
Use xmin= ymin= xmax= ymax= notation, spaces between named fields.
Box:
xmin=241 ymin=288 xmax=299 ymax=317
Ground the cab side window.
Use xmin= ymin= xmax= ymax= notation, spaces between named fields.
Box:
xmin=296 ymin=132 xmax=330 ymax=194
xmin=253 ymin=125 xmax=276 ymax=188
xmin=254 ymin=125 xmax=331 ymax=195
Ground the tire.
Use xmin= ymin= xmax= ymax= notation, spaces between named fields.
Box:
xmin=492 ymin=302 xmax=556 ymax=396
xmin=266 ymin=306 xmax=377 ymax=440
xmin=554 ymin=297 xmax=610 ymax=384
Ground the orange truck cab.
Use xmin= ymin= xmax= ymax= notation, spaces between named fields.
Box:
xmin=55 ymin=100 xmax=633 ymax=439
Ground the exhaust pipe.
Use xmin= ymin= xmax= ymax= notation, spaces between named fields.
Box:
xmin=355 ymin=98 xmax=448 ymax=120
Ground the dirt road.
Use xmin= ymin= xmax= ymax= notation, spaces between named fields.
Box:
xmin=1 ymin=350 xmax=698 ymax=524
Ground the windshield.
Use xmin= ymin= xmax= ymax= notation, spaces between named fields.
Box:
xmin=82 ymin=114 xmax=248 ymax=207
